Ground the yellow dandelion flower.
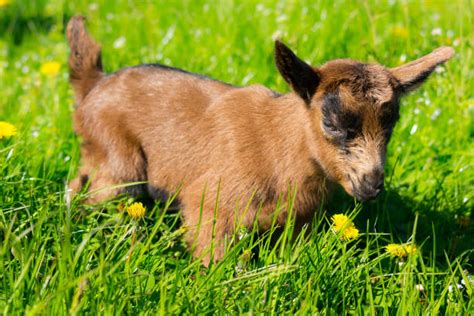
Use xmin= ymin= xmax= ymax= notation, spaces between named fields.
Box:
xmin=40 ymin=61 xmax=61 ymax=76
xmin=332 ymin=214 xmax=350 ymax=231
xmin=127 ymin=202 xmax=146 ymax=219
xmin=342 ymin=226 xmax=359 ymax=240
xmin=390 ymin=26 xmax=409 ymax=39
xmin=0 ymin=121 xmax=16 ymax=138
xmin=385 ymin=243 xmax=417 ymax=258
xmin=0 ymin=0 xmax=10 ymax=7
xmin=331 ymin=214 xmax=359 ymax=241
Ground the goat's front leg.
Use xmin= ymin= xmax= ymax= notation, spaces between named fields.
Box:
xmin=182 ymin=203 xmax=234 ymax=266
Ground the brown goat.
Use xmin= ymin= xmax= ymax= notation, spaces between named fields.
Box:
xmin=66 ymin=16 xmax=454 ymax=264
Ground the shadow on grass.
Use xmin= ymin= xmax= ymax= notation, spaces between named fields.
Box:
xmin=67 ymin=177 xmax=472 ymax=269
xmin=143 ymin=184 xmax=474 ymax=267
xmin=329 ymin=187 xmax=474 ymax=265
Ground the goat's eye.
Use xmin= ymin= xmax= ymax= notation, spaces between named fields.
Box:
xmin=322 ymin=115 xmax=360 ymax=142
xmin=321 ymin=93 xmax=361 ymax=142
xmin=323 ymin=121 xmax=343 ymax=137
xmin=346 ymin=127 xmax=357 ymax=140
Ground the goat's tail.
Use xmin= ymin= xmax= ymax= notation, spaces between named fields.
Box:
xmin=66 ymin=16 xmax=104 ymax=103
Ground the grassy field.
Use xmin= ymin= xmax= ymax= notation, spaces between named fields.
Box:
xmin=1 ymin=0 xmax=473 ymax=314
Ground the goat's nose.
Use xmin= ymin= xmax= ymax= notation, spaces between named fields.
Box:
xmin=362 ymin=168 xmax=384 ymax=192
xmin=353 ymin=169 xmax=385 ymax=201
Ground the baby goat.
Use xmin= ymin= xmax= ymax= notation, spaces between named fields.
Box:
xmin=66 ymin=16 xmax=454 ymax=264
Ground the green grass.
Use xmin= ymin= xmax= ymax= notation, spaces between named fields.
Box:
xmin=1 ymin=0 xmax=473 ymax=314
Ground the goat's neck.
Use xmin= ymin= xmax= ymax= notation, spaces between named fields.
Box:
xmin=271 ymin=93 xmax=329 ymax=184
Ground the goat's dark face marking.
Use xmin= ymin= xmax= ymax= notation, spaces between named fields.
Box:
xmin=275 ymin=41 xmax=454 ymax=201
xmin=312 ymin=62 xmax=401 ymax=201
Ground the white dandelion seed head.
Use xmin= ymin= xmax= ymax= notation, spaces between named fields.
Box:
xmin=435 ymin=66 xmax=445 ymax=73
xmin=431 ymin=109 xmax=441 ymax=120
xmin=431 ymin=28 xmax=442 ymax=36
xmin=415 ymin=284 xmax=424 ymax=292
xmin=113 ymin=37 xmax=126 ymax=49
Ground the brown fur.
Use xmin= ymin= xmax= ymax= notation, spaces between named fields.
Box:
xmin=66 ymin=16 xmax=454 ymax=265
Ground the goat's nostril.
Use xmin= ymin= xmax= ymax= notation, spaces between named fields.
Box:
xmin=360 ymin=172 xmax=384 ymax=192
xmin=376 ymin=180 xmax=384 ymax=192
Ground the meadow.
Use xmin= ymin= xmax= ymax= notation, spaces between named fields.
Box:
xmin=1 ymin=0 xmax=473 ymax=314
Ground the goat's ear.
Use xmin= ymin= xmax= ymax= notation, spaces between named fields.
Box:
xmin=390 ymin=46 xmax=454 ymax=93
xmin=275 ymin=40 xmax=320 ymax=104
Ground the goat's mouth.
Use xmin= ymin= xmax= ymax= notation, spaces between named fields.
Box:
xmin=352 ymin=188 xmax=381 ymax=202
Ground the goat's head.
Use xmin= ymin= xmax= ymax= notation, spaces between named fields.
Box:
xmin=275 ymin=41 xmax=454 ymax=201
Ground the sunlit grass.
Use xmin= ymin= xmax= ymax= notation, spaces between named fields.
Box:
xmin=1 ymin=0 xmax=473 ymax=314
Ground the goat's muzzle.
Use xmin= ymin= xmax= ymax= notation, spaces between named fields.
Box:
xmin=352 ymin=168 xmax=384 ymax=202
